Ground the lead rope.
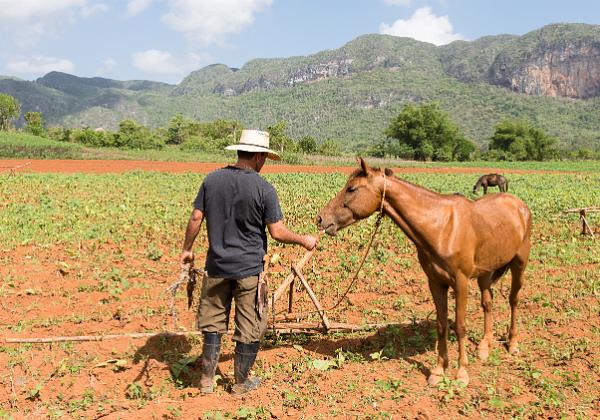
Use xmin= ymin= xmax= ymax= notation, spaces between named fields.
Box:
xmin=324 ymin=171 xmax=387 ymax=312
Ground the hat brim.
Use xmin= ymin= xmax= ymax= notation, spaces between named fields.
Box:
xmin=225 ymin=144 xmax=281 ymax=161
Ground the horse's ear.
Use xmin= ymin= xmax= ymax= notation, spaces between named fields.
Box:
xmin=358 ymin=157 xmax=370 ymax=174
xmin=384 ymin=167 xmax=394 ymax=176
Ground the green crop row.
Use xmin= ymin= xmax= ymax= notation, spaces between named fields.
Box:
xmin=1 ymin=170 xmax=598 ymax=268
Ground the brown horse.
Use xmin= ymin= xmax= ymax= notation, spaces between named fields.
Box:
xmin=317 ymin=159 xmax=531 ymax=386
xmin=473 ymin=173 xmax=508 ymax=194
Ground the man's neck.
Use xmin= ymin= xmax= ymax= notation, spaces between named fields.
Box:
xmin=234 ymin=159 xmax=257 ymax=172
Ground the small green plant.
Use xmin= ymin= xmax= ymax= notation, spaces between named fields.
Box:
xmin=166 ymin=405 xmax=182 ymax=418
xmin=0 ymin=408 xmax=14 ymax=419
xmin=336 ymin=347 xmax=365 ymax=363
xmin=392 ymin=296 xmax=406 ymax=310
xmin=487 ymin=386 xmax=506 ymax=411
xmin=169 ymin=355 xmax=197 ymax=378
xmin=375 ymin=378 xmax=404 ymax=394
xmin=369 ymin=349 xmax=388 ymax=362
xmin=67 ymin=389 xmax=95 ymax=413
xmin=236 ymin=405 xmax=269 ymax=419
xmin=125 ymin=382 xmax=145 ymax=400
xmin=283 ymin=391 xmax=306 ymax=409
xmin=437 ymin=377 xmax=466 ymax=404
xmin=146 ymin=243 xmax=163 ymax=261
xmin=95 ymin=358 xmax=128 ymax=372
xmin=26 ymin=383 xmax=42 ymax=401
xmin=487 ymin=348 xmax=502 ymax=366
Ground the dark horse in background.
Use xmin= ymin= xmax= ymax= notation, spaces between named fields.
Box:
xmin=317 ymin=159 xmax=531 ymax=386
xmin=473 ymin=173 xmax=508 ymax=194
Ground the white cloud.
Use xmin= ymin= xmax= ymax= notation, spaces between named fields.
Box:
xmin=0 ymin=0 xmax=108 ymax=47
xmin=127 ymin=0 xmax=152 ymax=16
xmin=379 ymin=7 xmax=464 ymax=46
xmin=6 ymin=55 xmax=75 ymax=76
xmin=0 ymin=0 xmax=107 ymax=21
xmin=132 ymin=49 xmax=211 ymax=77
xmin=383 ymin=0 xmax=412 ymax=6
xmin=81 ymin=3 xmax=109 ymax=17
xmin=0 ymin=0 xmax=87 ymax=21
xmin=96 ymin=57 xmax=117 ymax=76
xmin=161 ymin=0 xmax=273 ymax=46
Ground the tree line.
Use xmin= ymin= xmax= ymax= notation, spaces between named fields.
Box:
xmin=0 ymin=92 xmax=597 ymax=160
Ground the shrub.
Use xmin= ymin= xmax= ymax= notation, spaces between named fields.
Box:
xmin=0 ymin=93 xmax=20 ymax=131
xmin=23 ymin=112 xmax=46 ymax=137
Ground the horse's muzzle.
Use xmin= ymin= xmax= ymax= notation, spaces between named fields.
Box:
xmin=315 ymin=215 xmax=337 ymax=236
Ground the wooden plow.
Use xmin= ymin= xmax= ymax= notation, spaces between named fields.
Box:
xmin=268 ymin=244 xmax=334 ymax=333
xmin=564 ymin=207 xmax=599 ymax=238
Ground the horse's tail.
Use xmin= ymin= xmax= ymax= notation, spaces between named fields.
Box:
xmin=505 ymin=178 xmax=509 ymax=192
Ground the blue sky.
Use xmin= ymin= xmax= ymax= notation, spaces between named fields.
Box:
xmin=1 ymin=0 xmax=598 ymax=84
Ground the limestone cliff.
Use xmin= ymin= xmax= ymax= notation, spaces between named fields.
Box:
xmin=488 ymin=24 xmax=600 ymax=99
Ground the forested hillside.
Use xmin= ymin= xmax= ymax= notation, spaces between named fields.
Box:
xmin=2 ymin=23 xmax=600 ymax=152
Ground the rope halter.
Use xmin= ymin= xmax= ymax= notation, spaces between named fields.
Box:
xmin=379 ymin=170 xmax=387 ymax=215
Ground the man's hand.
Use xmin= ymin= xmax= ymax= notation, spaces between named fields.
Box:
xmin=302 ymin=234 xmax=318 ymax=251
xmin=180 ymin=250 xmax=194 ymax=268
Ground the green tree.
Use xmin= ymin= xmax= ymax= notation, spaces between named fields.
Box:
xmin=201 ymin=119 xmax=242 ymax=144
xmin=0 ymin=93 xmax=20 ymax=131
xmin=71 ymin=127 xmax=115 ymax=147
xmin=297 ymin=135 xmax=317 ymax=154
xmin=23 ymin=111 xmax=46 ymax=137
xmin=267 ymin=120 xmax=296 ymax=153
xmin=453 ymin=139 xmax=476 ymax=161
xmin=318 ymin=138 xmax=340 ymax=156
xmin=367 ymin=138 xmax=413 ymax=158
xmin=384 ymin=102 xmax=474 ymax=161
xmin=489 ymin=119 xmax=557 ymax=161
xmin=166 ymin=114 xmax=193 ymax=145
xmin=116 ymin=120 xmax=164 ymax=150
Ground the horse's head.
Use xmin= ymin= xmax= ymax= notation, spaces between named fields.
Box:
xmin=316 ymin=158 xmax=391 ymax=236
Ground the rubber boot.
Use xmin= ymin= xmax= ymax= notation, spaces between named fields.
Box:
xmin=199 ymin=332 xmax=221 ymax=394
xmin=231 ymin=342 xmax=261 ymax=396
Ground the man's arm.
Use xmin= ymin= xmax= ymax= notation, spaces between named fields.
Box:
xmin=180 ymin=208 xmax=204 ymax=267
xmin=268 ymin=220 xmax=317 ymax=250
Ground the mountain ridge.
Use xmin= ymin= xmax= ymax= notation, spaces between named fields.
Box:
xmin=2 ymin=23 xmax=600 ymax=151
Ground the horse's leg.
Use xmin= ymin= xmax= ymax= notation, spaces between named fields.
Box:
xmin=477 ymin=274 xmax=495 ymax=361
xmin=455 ymin=273 xmax=470 ymax=385
xmin=508 ymin=243 xmax=529 ymax=354
xmin=427 ymin=277 xmax=449 ymax=386
xmin=483 ymin=185 xmax=488 ymax=194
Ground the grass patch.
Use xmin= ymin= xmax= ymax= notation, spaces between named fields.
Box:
xmin=0 ymin=132 xmax=86 ymax=159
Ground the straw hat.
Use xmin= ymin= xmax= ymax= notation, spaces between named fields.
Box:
xmin=225 ymin=129 xmax=281 ymax=160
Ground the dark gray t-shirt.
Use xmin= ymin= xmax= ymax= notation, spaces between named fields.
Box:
xmin=194 ymin=166 xmax=283 ymax=279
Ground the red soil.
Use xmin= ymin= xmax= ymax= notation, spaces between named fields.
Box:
xmin=0 ymin=159 xmax=572 ymax=175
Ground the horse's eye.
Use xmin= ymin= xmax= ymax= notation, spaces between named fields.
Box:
xmin=347 ymin=185 xmax=357 ymax=193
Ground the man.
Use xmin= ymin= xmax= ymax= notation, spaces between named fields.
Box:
xmin=180 ymin=129 xmax=317 ymax=396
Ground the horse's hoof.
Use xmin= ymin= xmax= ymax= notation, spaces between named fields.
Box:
xmin=508 ymin=343 xmax=519 ymax=355
xmin=477 ymin=344 xmax=489 ymax=361
xmin=427 ymin=374 xmax=443 ymax=387
xmin=456 ymin=368 xmax=469 ymax=386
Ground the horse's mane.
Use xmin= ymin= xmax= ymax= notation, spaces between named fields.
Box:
xmin=351 ymin=165 xmax=449 ymax=198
